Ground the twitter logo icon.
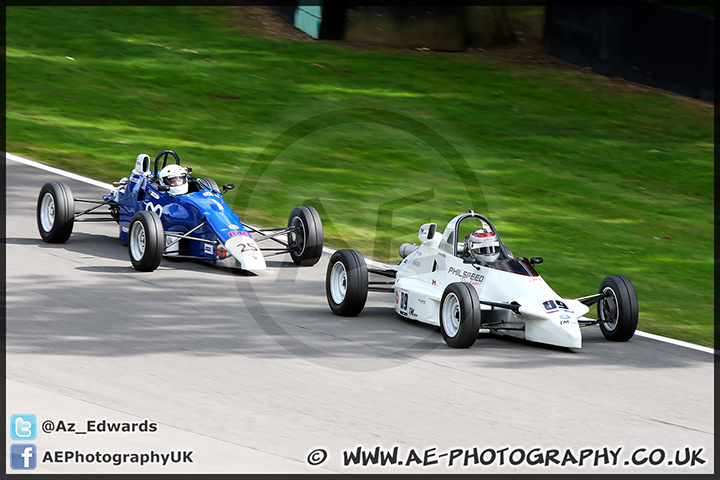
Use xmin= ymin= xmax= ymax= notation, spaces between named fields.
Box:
xmin=10 ymin=414 xmax=37 ymax=440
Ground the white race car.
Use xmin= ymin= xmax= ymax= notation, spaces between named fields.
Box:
xmin=325 ymin=211 xmax=638 ymax=349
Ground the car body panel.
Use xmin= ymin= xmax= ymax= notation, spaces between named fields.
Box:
xmin=391 ymin=212 xmax=589 ymax=348
xmin=116 ymin=165 xmax=266 ymax=271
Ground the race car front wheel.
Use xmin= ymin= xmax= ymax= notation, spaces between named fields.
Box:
xmin=598 ymin=275 xmax=638 ymax=341
xmin=128 ymin=211 xmax=165 ymax=272
xmin=288 ymin=206 xmax=324 ymax=266
xmin=37 ymin=182 xmax=75 ymax=243
xmin=326 ymin=249 xmax=368 ymax=316
xmin=440 ymin=282 xmax=482 ymax=348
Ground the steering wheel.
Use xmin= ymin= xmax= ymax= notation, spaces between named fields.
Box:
xmin=154 ymin=150 xmax=181 ymax=180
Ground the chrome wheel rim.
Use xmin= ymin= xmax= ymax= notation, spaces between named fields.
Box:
xmin=329 ymin=261 xmax=347 ymax=305
xmin=40 ymin=193 xmax=56 ymax=232
xmin=442 ymin=293 xmax=461 ymax=338
xmin=129 ymin=221 xmax=146 ymax=261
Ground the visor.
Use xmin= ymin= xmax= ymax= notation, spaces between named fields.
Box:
xmin=165 ymin=175 xmax=186 ymax=186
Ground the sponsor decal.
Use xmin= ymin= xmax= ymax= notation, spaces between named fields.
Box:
xmin=447 ymin=266 xmax=484 ymax=284
xmin=411 ymin=258 xmax=422 ymax=267
xmin=122 ymin=226 xmax=129 ymax=233
xmin=150 ymin=191 xmax=160 ymax=200
xmin=202 ymin=191 xmax=214 ymax=196
xmin=559 ymin=314 xmax=571 ymax=319
xmin=431 ymin=279 xmax=437 ymax=286
xmin=228 ymin=224 xmax=239 ymax=229
xmin=228 ymin=230 xmax=250 ymax=238
xmin=204 ymin=244 xmax=213 ymax=255
xmin=144 ymin=202 xmax=163 ymax=217
xmin=418 ymin=299 xmax=426 ymax=305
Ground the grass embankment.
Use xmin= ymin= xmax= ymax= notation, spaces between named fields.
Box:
xmin=6 ymin=7 xmax=713 ymax=346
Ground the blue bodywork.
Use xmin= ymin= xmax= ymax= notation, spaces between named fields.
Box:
xmin=116 ymin=172 xmax=251 ymax=261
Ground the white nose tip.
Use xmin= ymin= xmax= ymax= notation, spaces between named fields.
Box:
xmin=224 ymin=237 xmax=266 ymax=271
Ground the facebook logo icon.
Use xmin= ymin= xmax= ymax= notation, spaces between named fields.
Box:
xmin=11 ymin=444 xmax=37 ymax=470
xmin=10 ymin=414 xmax=37 ymax=440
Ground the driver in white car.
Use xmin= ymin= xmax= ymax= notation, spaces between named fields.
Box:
xmin=463 ymin=222 xmax=501 ymax=263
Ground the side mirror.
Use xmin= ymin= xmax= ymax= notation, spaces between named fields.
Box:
xmin=222 ymin=183 xmax=235 ymax=193
xmin=158 ymin=185 xmax=170 ymax=192
xmin=530 ymin=257 xmax=543 ymax=265
xmin=185 ymin=167 xmax=193 ymax=175
xmin=418 ymin=223 xmax=437 ymax=244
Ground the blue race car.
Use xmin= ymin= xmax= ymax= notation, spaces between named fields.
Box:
xmin=36 ymin=149 xmax=323 ymax=272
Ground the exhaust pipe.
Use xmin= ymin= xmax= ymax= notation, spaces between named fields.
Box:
xmin=399 ymin=243 xmax=419 ymax=258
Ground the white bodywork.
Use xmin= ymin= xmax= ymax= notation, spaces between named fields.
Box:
xmin=391 ymin=213 xmax=589 ymax=349
xmin=224 ymin=236 xmax=266 ymax=271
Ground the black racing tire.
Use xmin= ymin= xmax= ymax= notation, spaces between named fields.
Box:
xmin=598 ymin=275 xmax=638 ymax=341
xmin=128 ymin=210 xmax=165 ymax=272
xmin=198 ymin=177 xmax=220 ymax=192
xmin=37 ymin=182 xmax=75 ymax=243
xmin=288 ymin=206 xmax=324 ymax=266
xmin=326 ymin=249 xmax=368 ymax=316
xmin=440 ymin=282 xmax=482 ymax=348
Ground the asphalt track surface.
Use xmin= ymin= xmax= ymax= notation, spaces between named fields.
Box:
xmin=5 ymin=156 xmax=715 ymax=474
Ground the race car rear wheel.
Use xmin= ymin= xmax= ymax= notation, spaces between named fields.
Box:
xmin=598 ymin=275 xmax=638 ymax=341
xmin=128 ymin=210 xmax=165 ymax=272
xmin=440 ymin=282 xmax=482 ymax=348
xmin=288 ymin=206 xmax=324 ymax=266
xmin=198 ymin=177 xmax=219 ymax=192
xmin=37 ymin=182 xmax=75 ymax=243
xmin=326 ymin=249 xmax=368 ymax=316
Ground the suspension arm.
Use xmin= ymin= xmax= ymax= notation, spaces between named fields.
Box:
xmin=245 ymin=224 xmax=296 ymax=248
xmin=575 ymin=291 xmax=610 ymax=307
xmin=164 ymin=221 xmax=209 ymax=249
xmin=367 ymin=268 xmax=397 ymax=278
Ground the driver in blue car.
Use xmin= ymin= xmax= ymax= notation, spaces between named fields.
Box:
xmin=159 ymin=164 xmax=189 ymax=195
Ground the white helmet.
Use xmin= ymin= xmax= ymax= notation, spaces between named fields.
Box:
xmin=464 ymin=222 xmax=500 ymax=262
xmin=159 ymin=164 xmax=188 ymax=195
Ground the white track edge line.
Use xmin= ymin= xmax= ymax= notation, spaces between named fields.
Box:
xmin=6 ymin=152 xmax=114 ymax=191
xmin=633 ymin=331 xmax=714 ymax=355
xmin=7 ymin=151 xmax=715 ymax=355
